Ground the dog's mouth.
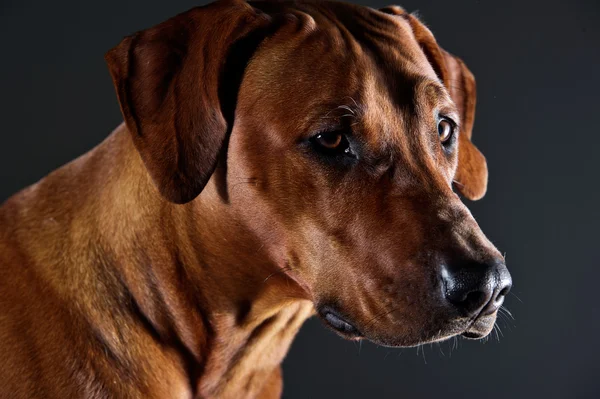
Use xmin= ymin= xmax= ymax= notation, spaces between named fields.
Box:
xmin=318 ymin=304 xmax=498 ymax=345
xmin=319 ymin=306 xmax=363 ymax=339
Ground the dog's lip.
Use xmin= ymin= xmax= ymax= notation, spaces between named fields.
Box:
xmin=461 ymin=313 xmax=496 ymax=339
xmin=319 ymin=306 xmax=363 ymax=338
xmin=461 ymin=330 xmax=486 ymax=339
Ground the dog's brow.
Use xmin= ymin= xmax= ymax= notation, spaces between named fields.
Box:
xmin=423 ymin=81 xmax=447 ymax=102
xmin=418 ymin=80 xmax=458 ymax=115
xmin=322 ymin=101 xmax=363 ymax=122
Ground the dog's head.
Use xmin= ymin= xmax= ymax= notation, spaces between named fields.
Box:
xmin=106 ymin=0 xmax=511 ymax=347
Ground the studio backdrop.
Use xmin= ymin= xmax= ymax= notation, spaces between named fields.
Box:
xmin=1 ymin=0 xmax=599 ymax=398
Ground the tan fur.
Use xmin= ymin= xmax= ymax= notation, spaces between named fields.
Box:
xmin=0 ymin=1 xmax=503 ymax=397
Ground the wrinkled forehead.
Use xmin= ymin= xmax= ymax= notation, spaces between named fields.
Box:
xmin=243 ymin=1 xmax=447 ymax=141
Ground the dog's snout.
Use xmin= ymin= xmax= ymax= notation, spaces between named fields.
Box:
xmin=441 ymin=259 xmax=512 ymax=316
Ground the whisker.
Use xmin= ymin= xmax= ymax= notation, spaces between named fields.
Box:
xmin=510 ymin=292 xmax=524 ymax=303
xmin=496 ymin=324 xmax=504 ymax=338
xmin=262 ymin=265 xmax=294 ymax=284
xmin=499 ymin=306 xmax=515 ymax=321
xmin=437 ymin=341 xmax=445 ymax=357
xmin=344 ymin=96 xmax=360 ymax=110
xmin=337 ymin=105 xmax=356 ymax=115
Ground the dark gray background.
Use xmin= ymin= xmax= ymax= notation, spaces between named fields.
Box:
xmin=1 ymin=0 xmax=599 ymax=398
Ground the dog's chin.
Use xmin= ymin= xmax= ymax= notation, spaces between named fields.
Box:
xmin=367 ymin=317 xmax=497 ymax=347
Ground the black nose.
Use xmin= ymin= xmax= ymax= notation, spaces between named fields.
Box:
xmin=441 ymin=259 xmax=512 ymax=316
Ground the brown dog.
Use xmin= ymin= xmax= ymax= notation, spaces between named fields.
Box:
xmin=0 ymin=0 xmax=512 ymax=397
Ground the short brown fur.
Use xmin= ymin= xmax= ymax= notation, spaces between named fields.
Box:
xmin=0 ymin=1 xmax=504 ymax=397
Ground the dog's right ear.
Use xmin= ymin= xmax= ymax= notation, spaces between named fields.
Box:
xmin=105 ymin=0 xmax=272 ymax=204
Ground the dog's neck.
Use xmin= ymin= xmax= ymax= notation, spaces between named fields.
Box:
xmin=35 ymin=124 xmax=313 ymax=397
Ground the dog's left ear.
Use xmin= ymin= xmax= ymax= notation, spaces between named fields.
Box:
xmin=105 ymin=1 xmax=272 ymax=204
xmin=381 ymin=6 xmax=488 ymax=200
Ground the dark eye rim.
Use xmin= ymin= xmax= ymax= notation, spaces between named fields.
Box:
xmin=438 ymin=116 xmax=459 ymax=150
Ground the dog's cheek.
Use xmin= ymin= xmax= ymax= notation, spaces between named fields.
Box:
xmin=225 ymin=126 xmax=313 ymax=270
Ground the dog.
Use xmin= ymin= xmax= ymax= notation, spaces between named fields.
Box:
xmin=0 ymin=0 xmax=512 ymax=397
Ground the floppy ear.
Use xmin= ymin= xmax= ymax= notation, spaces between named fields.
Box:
xmin=105 ymin=0 xmax=272 ymax=204
xmin=381 ymin=6 xmax=488 ymax=200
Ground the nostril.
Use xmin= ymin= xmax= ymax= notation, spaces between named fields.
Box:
xmin=441 ymin=261 xmax=500 ymax=316
xmin=463 ymin=291 xmax=486 ymax=309
xmin=496 ymin=285 xmax=509 ymax=301
xmin=446 ymin=288 xmax=488 ymax=314
xmin=493 ymin=279 xmax=511 ymax=307
xmin=493 ymin=263 xmax=512 ymax=305
xmin=498 ymin=285 xmax=510 ymax=297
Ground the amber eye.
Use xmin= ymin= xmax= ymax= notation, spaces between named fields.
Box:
xmin=308 ymin=131 xmax=356 ymax=163
xmin=438 ymin=118 xmax=455 ymax=144
xmin=310 ymin=131 xmax=354 ymax=156
xmin=314 ymin=132 xmax=343 ymax=149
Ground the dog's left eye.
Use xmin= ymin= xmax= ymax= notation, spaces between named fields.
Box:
xmin=310 ymin=132 xmax=354 ymax=156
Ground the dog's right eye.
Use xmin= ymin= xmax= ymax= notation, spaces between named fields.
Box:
xmin=310 ymin=132 xmax=354 ymax=157
xmin=314 ymin=132 xmax=343 ymax=149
